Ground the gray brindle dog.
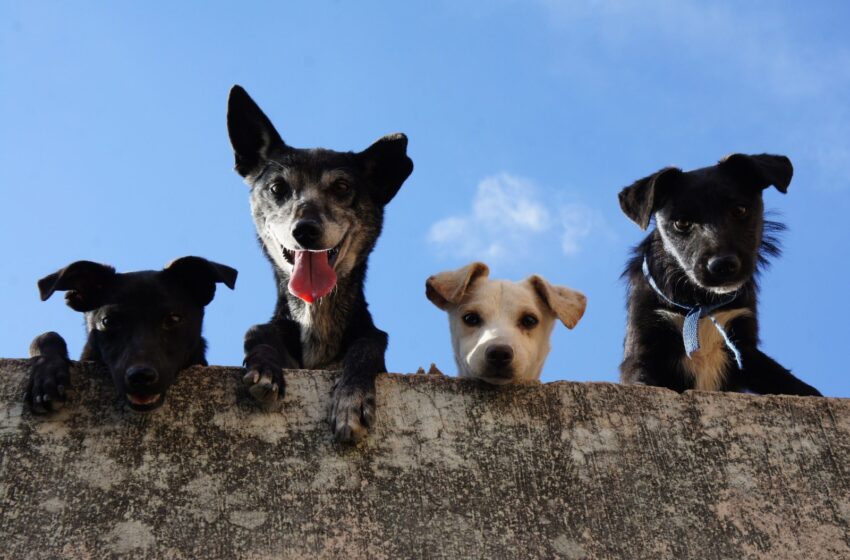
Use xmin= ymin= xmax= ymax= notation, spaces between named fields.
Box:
xmin=227 ymin=85 xmax=413 ymax=442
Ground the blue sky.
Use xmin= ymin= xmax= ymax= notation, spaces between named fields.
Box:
xmin=2 ymin=1 xmax=848 ymax=396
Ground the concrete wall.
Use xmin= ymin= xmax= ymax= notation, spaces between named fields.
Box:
xmin=1 ymin=358 xmax=848 ymax=559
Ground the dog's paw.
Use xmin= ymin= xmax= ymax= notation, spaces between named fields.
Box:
xmin=243 ymin=369 xmax=284 ymax=405
xmin=27 ymin=355 xmax=71 ymax=414
xmin=242 ymin=345 xmax=287 ymax=406
xmin=329 ymin=381 xmax=376 ymax=443
xmin=427 ymin=363 xmax=445 ymax=376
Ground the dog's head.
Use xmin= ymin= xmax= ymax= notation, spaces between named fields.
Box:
xmin=619 ymin=153 xmax=792 ymax=294
xmin=426 ymin=263 xmax=586 ymax=385
xmin=38 ymin=257 xmax=237 ymax=412
xmin=226 ymin=85 xmax=413 ymax=304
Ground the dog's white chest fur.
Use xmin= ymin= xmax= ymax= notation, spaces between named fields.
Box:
xmin=295 ymin=304 xmax=343 ymax=370
xmin=657 ymin=308 xmax=752 ymax=391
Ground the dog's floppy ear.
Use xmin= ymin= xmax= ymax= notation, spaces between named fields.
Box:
xmin=618 ymin=167 xmax=683 ymax=230
xmin=720 ymin=153 xmax=793 ymax=194
xmin=426 ymin=262 xmax=489 ymax=310
xmin=359 ymin=133 xmax=414 ymax=206
xmin=528 ymin=275 xmax=587 ymax=329
xmin=163 ymin=256 xmax=238 ymax=306
xmin=38 ymin=261 xmax=116 ymax=312
xmin=227 ymin=85 xmax=287 ymax=178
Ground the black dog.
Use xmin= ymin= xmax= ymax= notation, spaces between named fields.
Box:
xmin=618 ymin=153 xmax=820 ymax=396
xmin=226 ymin=85 xmax=413 ymax=442
xmin=28 ymin=257 xmax=237 ymax=413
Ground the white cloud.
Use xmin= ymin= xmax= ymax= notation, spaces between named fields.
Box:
xmin=472 ymin=174 xmax=551 ymax=233
xmin=427 ymin=173 xmax=598 ymax=262
xmin=560 ymin=204 xmax=593 ymax=256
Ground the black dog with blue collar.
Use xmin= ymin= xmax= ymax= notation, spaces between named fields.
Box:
xmin=618 ymin=153 xmax=820 ymax=396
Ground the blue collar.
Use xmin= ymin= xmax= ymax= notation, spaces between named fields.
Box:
xmin=641 ymin=256 xmax=743 ymax=369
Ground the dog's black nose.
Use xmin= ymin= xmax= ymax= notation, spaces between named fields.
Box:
xmin=707 ymin=254 xmax=741 ymax=279
xmin=485 ymin=345 xmax=514 ymax=366
xmin=125 ymin=366 xmax=159 ymax=388
xmin=292 ymin=219 xmax=322 ymax=247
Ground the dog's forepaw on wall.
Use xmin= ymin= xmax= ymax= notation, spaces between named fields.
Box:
xmin=243 ymin=370 xmax=283 ymax=406
xmin=27 ymin=354 xmax=71 ymax=414
xmin=27 ymin=331 xmax=72 ymax=414
xmin=427 ymin=363 xmax=445 ymax=376
xmin=415 ymin=363 xmax=445 ymax=376
xmin=329 ymin=381 xmax=375 ymax=443
xmin=242 ymin=345 xmax=289 ymax=406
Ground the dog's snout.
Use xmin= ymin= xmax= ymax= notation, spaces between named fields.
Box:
xmin=292 ymin=219 xmax=322 ymax=247
xmin=125 ymin=366 xmax=159 ymax=388
xmin=707 ymin=254 xmax=741 ymax=279
xmin=485 ymin=344 xmax=514 ymax=367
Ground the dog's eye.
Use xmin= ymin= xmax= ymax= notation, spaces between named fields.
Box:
xmin=462 ymin=312 xmax=482 ymax=327
xmin=732 ymin=206 xmax=748 ymax=219
xmin=269 ymin=181 xmax=288 ymax=197
xmin=332 ymin=180 xmax=351 ymax=196
xmin=673 ymin=220 xmax=693 ymax=233
xmin=520 ymin=314 xmax=539 ymax=329
xmin=163 ymin=313 xmax=183 ymax=328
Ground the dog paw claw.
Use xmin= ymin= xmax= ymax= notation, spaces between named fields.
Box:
xmin=242 ymin=343 xmax=289 ymax=406
xmin=242 ymin=370 xmax=260 ymax=386
xmin=242 ymin=367 xmax=285 ymax=406
xmin=330 ymin=383 xmax=375 ymax=443
xmin=27 ymin=355 xmax=70 ymax=414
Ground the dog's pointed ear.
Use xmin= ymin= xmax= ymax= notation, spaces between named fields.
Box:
xmin=426 ymin=262 xmax=489 ymax=310
xmin=227 ymin=85 xmax=287 ymax=178
xmin=720 ymin=153 xmax=793 ymax=194
xmin=359 ymin=133 xmax=414 ymax=206
xmin=618 ymin=167 xmax=683 ymax=230
xmin=528 ymin=275 xmax=587 ymax=329
xmin=164 ymin=256 xmax=238 ymax=306
xmin=38 ymin=261 xmax=116 ymax=312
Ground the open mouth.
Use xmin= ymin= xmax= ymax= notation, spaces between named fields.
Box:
xmin=281 ymin=238 xmax=345 ymax=304
xmin=281 ymin=242 xmax=341 ymax=267
xmin=125 ymin=392 xmax=164 ymax=412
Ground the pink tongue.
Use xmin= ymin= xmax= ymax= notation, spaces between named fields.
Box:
xmin=288 ymin=251 xmax=337 ymax=303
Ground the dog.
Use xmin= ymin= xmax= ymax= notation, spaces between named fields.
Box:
xmin=618 ymin=153 xmax=820 ymax=396
xmin=426 ymin=262 xmax=586 ymax=384
xmin=226 ymin=85 xmax=413 ymax=442
xmin=27 ymin=257 xmax=237 ymax=413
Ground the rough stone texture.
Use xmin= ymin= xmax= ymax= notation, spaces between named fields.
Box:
xmin=1 ymin=358 xmax=849 ymax=559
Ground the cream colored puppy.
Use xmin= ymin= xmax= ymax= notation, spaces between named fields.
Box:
xmin=426 ymin=262 xmax=587 ymax=385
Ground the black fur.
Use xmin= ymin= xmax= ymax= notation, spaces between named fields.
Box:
xmin=618 ymin=153 xmax=820 ymax=396
xmin=28 ymin=257 xmax=237 ymax=413
xmin=226 ymin=85 xmax=413 ymax=442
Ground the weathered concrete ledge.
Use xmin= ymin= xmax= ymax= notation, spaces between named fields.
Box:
xmin=1 ymin=358 xmax=849 ymax=559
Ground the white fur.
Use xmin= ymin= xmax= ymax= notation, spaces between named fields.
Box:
xmin=655 ymin=214 xmax=703 ymax=287
xmin=427 ymin=264 xmax=584 ymax=384
xmin=446 ymin=279 xmax=557 ymax=384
